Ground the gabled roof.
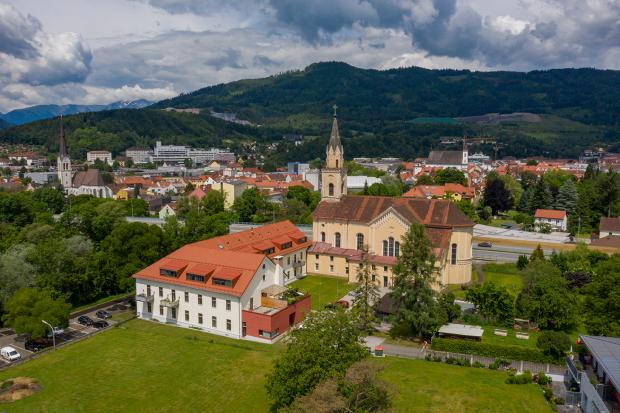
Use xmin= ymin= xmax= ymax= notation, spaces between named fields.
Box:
xmin=600 ymin=217 xmax=620 ymax=233
xmin=312 ymin=196 xmax=473 ymax=228
xmin=427 ymin=151 xmax=464 ymax=165
xmin=534 ymin=209 xmax=566 ymax=219
xmin=73 ymin=169 xmax=106 ymax=187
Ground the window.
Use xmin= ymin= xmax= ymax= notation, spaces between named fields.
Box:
xmin=383 ymin=240 xmax=388 ymax=256
xmin=336 ymin=159 xmax=339 ymax=168
xmin=187 ymin=273 xmax=205 ymax=282
xmin=159 ymin=305 xmax=163 ymax=316
xmin=211 ymin=297 xmax=217 ymax=308
xmin=171 ymin=290 xmax=176 ymax=301
xmin=262 ymin=263 xmax=266 ymax=269
xmin=197 ymin=294 xmax=203 ymax=305
xmin=388 ymin=237 xmax=394 ymax=256
xmin=300 ymin=251 xmax=304 ymax=259
xmin=345 ymin=266 xmax=349 ymax=274
xmin=334 ymin=232 xmax=341 ymax=248
xmin=320 ymin=232 xmax=326 ymax=242
xmin=226 ymin=319 xmax=232 ymax=331
xmin=213 ymin=278 xmax=233 ymax=287
xmin=451 ymin=243 xmax=457 ymax=265
xmin=259 ymin=329 xmax=279 ymax=339
xmin=356 ymin=233 xmax=364 ymax=250
xmin=147 ymin=302 xmax=152 ymax=313
xmin=184 ymin=310 xmax=189 ymax=321
xmin=315 ymin=254 xmax=319 ymax=259
xmin=384 ymin=266 xmax=388 ymax=272
xmin=330 ymin=265 xmax=334 ymax=272
xmin=281 ymin=242 xmax=292 ymax=249
xmin=262 ymin=274 xmax=266 ymax=281
xmin=146 ymin=285 xmax=151 ymax=296
xmin=328 ymin=183 xmax=334 ymax=196
xmin=263 ymin=247 xmax=275 ymax=254
xmin=287 ymin=257 xmax=290 ymax=265
xmin=184 ymin=292 xmax=189 ymax=302
xmin=395 ymin=241 xmax=400 ymax=257
xmin=171 ymin=308 xmax=176 ymax=319
xmin=212 ymin=316 xmax=217 ymax=328
xmin=315 ymin=263 xmax=319 ymax=271
xmin=198 ymin=313 xmax=203 ymax=324
xmin=159 ymin=287 xmax=163 ymax=297
xmin=372 ymin=274 xmax=375 ymax=282
xmin=159 ymin=268 xmax=177 ymax=277
xmin=226 ymin=300 xmax=231 ymax=311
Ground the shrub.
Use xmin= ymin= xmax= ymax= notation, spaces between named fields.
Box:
xmin=537 ymin=371 xmax=551 ymax=386
xmin=536 ymin=331 xmax=571 ymax=359
xmin=489 ymin=358 xmax=511 ymax=370
xmin=472 ymin=361 xmax=485 ymax=368
xmin=517 ymin=255 xmax=529 ymax=270
xmin=505 ymin=370 xmax=533 ymax=384
xmin=431 ymin=338 xmax=554 ymax=363
xmin=543 ymin=387 xmax=553 ymax=401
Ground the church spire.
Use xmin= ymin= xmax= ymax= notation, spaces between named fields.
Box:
xmin=59 ymin=115 xmax=67 ymax=157
xmin=328 ymin=104 xmax=342 ymax=151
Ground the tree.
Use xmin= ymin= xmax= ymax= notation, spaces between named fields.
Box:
xmin=517 ymin=255 xmax=529 ymax=270
xmin=2 ymin=288 xmax=70 ymax=340
xmin=352 ymin=250 xmax=380 ymax=333
xmin=415 ymin=174 xmax=434 ymax=185
xmin=438 ymin=292 xmax=461 ymax=322
xmin=483 ymin=178 xmax=513 ymax=215
xmin=202 ymin=190 xmax=226 ymax=215
xmin=434 ymin=168 xmax=467 ymax=185
xmin=555 ymin=179 xmax=578 ymax=215
xmin=265 ymin=309 xmax=367 ymax=411
xmin=32 ymin=187 xmax=64 ymax=213
xmin=596 ymin=169 xmax=620 ymax=217
xmin=499 ymin=175 xmax=523 ymax=210
xmin=536 ymin=331 xmax=571 ymax=359
xmin=527 ymin=177 xmax=552 ymax=214
xmin=516 ymin=261 xmax=577 ymax=330
xmin=530 ymin=244 xmax=545 ymax=262
xmin=520 ymin=171 xmax=538 ymax=191
xmin=233 ymin=188 xmax=271 ymax=222
xmin=582 ymin=255 xmax=620 ymax=336
xmin=465 ymin=282 xmax=514 ymax=324
xmin=390 ymin=222 xmax=444 ymax=339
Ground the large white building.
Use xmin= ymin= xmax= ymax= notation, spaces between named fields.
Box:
xmin=125 ymin=147 xmax=152 ymax=164
xmin=133 ymin=221 xmax=312 ymax=342
xmin=86 ymin=150 xmax=113 ymax=165
xmin=150 ymin=141 xmax=235 ymax=165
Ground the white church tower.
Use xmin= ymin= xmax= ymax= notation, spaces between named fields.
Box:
xmin=57 ymin=116 xmax=72 ymax=190
xmin=321 ymin=105 xmax=347 ymax=202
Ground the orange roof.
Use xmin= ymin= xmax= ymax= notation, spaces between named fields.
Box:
xmin=194 ymin=220 xmax=310 ymax=258
xmin=534 ymin=209 xmax=566 ymax=219
xmin=403 ymin=184 xmax=473 ymax=199
xmin=133 ymin=246 xmax=266 ymax=297
xmin=189 ymin=186 xmax=207 ymax=200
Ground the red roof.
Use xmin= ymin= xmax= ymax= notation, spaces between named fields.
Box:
xmin=534 ymin=209 xmax=566 ymax=219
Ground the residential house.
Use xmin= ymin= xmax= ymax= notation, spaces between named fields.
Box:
xmin=534 ymin=209 xmax=567 ymax=231
xmin=403 ymin=183 xmax=474 ymax=201
xmin=86 ymin=150 xmax=113 ymax=165
xmin=159 ymin=204 xmax=176 ymax=220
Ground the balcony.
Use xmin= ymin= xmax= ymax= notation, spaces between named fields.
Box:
xmin=136 ymin=293 xmax=154 ymax=303
xmin=160 ymin=297 xmax=179 ymax=308
xmin=292 ymin=260 xmax=306 ymax=268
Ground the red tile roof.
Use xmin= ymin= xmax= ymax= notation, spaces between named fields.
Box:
xmin=600 ymin=217 xmax=620 ymax=233
xmin=534 ymin=209 xmax=566 ymax=219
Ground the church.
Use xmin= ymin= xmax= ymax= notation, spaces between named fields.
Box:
xmin=57 ymin=118 xmax=113 ymax=198
xmin=306 ymin=109 xmax=474 ymax=288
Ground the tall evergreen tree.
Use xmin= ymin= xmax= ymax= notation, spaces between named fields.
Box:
xmin=390 ymin=223 xmax=445 ymax=339
xmin=596 ymin=169 xmax=620 ymax=217
xmin=555 ymin=179 xmax=578 ymax=215
xmin=483 ymin=178 xmax=513 ymax=214
xmin=527 ymin=177 xmax=552 ymax=214
xmin=352 ymin=249 xmax=380 ymax=333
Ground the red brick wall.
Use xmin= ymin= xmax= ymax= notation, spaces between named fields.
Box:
xmin=242 ymin=295 xmax=311 ymax=340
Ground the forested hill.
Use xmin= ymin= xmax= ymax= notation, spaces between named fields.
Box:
xmin=2 ymin=62 xmax=620 ymax=162
xmin=154 ymin=62 xmax=620 ymax=127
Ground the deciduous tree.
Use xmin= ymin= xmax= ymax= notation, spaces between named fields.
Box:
xmin=2 ymin=288 xmax=70 ymax=340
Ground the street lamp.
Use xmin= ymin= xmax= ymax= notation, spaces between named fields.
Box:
xmin=42 ymin=320 xmax=56 ymax=349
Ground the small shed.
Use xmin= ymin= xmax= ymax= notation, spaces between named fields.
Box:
xmin=437 ymin=323 xmax=484 ymax=341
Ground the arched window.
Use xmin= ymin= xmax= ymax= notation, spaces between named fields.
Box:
xmin=334 ymin=232 xmax=341 ymax=248
xmin=328 ymin=183 xmax=334 ymax=196
xmin=383 ymin=240 xmax=388 ymax=256
xmin=356 ymin=233 xmax=364 ymax=250
xmin=336 ymin=159 xmax=339 ymax=168
xmin=451 ymin=243 xmax=457 ymax=265
xmin=320 ymin=232 xmax=326 ymax=242
xmin=395 ymin=241 xmax=400 ymax=257
xmin=388 ymin=237 xmax=395 ymax=256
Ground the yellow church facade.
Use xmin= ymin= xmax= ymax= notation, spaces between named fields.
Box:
xmin=306 ymin=110 xmax=474 ymax=289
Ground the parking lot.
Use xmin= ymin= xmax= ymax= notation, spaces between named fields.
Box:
xmin=0 ymin=297 xmax=134 ymax=367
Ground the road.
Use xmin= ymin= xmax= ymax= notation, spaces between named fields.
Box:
xmin=473 ymin=244 xmax=554 ymax=262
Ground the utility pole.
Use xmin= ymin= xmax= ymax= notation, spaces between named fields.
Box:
xmin=42 ymin=320 xmax=56 ymax=349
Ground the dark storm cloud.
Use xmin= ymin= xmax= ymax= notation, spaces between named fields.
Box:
xmin=205 ymin=48 xmax=247 ymax=71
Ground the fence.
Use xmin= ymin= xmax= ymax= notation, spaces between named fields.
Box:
xmin=381 ymin=343 xmax=565 ymax=375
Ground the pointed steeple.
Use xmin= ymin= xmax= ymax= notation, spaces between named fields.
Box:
xmin=328 ymin=104 xmax=342 ymax=151
xmin=59 ymin=115 xmax=67 ymax=157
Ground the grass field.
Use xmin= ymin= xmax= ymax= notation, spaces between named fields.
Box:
xmin=481 ymin=263 xmax=524 ymax=295
xmin=378 ymin=357 xmax=554 ymax=413
xmin=482 ymin=326 xmax=540 ymax=348
xmin=0 ymin=320 xmax=553 ymax=412
xmin=290 ymin=275 xmax=356 ymax=310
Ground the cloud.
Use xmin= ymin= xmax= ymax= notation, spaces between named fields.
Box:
xmin=0 ymin=3 xmax=41 ymax=58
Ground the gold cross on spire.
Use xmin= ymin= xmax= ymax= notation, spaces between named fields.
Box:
xmin=333 ymin=104 xmax=338 ymax=117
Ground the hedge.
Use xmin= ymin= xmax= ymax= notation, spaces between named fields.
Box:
xmin=430 ymin=338 xmax=558 ymax=364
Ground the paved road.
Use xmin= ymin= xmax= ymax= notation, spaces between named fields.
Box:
xmin=473 ymin=244 xmax=555 ymax=262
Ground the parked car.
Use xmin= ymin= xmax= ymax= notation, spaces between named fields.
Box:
xmin=477 ymin=241 xmax=493 ymax=248
xmin=106 ymin=304 xmax=120 ymax=311
xmin=77 ymin=315 xmax=94 ymax=326
xmin=92 ymin=320 xmax=109 ymax=329
xmin=47 ymin=326 xmax=65 ymax=338
xmin=25 ymin=339 xmax=49 ymax=352
xmin=1 ymin=346 xmax=21 ymax=361
xmin=95 ymin=310 xmax=112 ymax=319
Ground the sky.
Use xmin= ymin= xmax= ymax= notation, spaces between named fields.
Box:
xmin=1 ymin=0 xmax=619 ymax=112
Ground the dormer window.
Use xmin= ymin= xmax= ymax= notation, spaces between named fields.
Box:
xmin=281 ymin=242 xmax=292 ymax=249
xmin=263 ymin=247 xmax=275 ymax=254
xmin=187 ymin=273 xmax=205 ymax=282
xmin=213 ymin=278 xmax=233 ymax=287
xmin=159 ymin=269 xmax=177 ymax=277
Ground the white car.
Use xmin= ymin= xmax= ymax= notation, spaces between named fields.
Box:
xmin=0 ymin=346 xmax=21 ymax=361
xmin=47 ymin=326 xmax=65 ymax=337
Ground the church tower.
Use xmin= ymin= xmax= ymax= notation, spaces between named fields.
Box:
xmin=57 ymin=116 xmax=72 ymax=190
xmin=321 ymin=105 xmax=347 ymax=201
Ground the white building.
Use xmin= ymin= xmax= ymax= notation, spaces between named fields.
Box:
xmin=86 ymin=150 xmax=113 ymax=165
xmin=133 ymin=221 xmax=312 ymax=342
xmin=534 ymin=209 xmax=567 ymax=231
xmin=126 ymin=147 xmax=152 ymax=164
xmin=151 ymin=141 xmax=235 ymax=165
xmin=346 ymin=175 xmax=382 ymax=191
xmin=159 ymin=204 xmax=176 ymax=220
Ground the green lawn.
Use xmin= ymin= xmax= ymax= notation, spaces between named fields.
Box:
xmin=379 ymin=357 xmax=554 ymax=413
xmin=290 ymin=275 xmax=356 ymax=310
xmin=0 ymin=320 xmax=552 ymax=412
xmin=481 ymin=263 xmax=524 ymax=295
xmin=482 ymin=326 xmax=540 ymax=348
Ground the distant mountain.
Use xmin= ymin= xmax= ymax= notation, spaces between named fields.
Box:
xmin=0 ymin=99 xmax=153 ymax=125
xmin=2 ymin=62 xmax=620 ymax=163
xmin=0 ymin=118 xmax=12 ymax=130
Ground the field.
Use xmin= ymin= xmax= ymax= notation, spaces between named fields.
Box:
xmin=290 ymin=275 xmax=356 ymax=310
xmin=0 ymin=319 xmax=553 ymax=413
xmin=379 ymin=357 xmax=554 ymax=413
xmin=481 ymin=263 xmax=524 ymax=295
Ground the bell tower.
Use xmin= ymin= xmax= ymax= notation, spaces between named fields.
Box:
xmin=321 ymin=105 xmax=347 ymax=202
xmin=57 ymin=116 xmax=72 ymax=190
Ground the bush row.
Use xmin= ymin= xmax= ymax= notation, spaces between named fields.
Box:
xmin=430 ymin=338 xmax=557 ymax=364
